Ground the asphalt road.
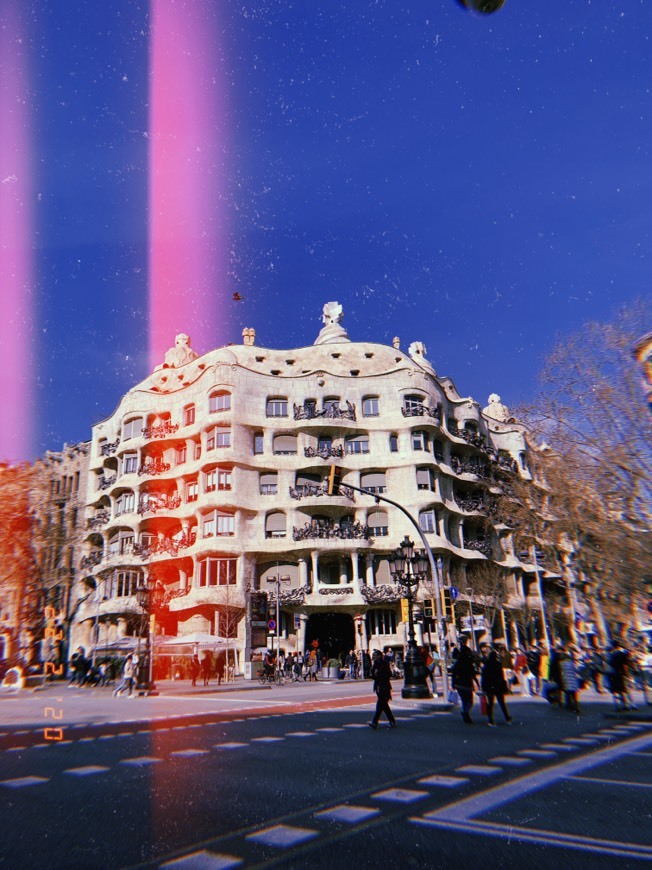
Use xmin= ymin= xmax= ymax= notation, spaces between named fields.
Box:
xmin=0 ymin=680 xmax=650 ymax=869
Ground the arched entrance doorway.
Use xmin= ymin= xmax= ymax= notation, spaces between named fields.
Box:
xmin=305 ymin=612 xmax=354 ymax=661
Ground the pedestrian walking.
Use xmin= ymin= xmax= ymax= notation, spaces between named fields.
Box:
xmin=215 ymin=654 xmax=225 ymax=686
xmin=201 ymin=653 xmax=212 ymax=687
xmin=607 ymin=640 xmax=635 ymax=711
xmin=481 ymin=648 xmax=512 ymax=727
xmin=113 ymin=654 xmax=137 ymax=698
xmin=190 ymin=655 xmax=201 ymax=687
xmin=368 ymin=650 xmax=396 ymax=729
xmin=451 ymin=636 xmax=479 ymax=724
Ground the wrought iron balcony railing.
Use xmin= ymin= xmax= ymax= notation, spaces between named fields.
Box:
xmin=465 ymin=539 xmax=492 ymax=557
xmin=142 ymin=421 xmax=179 ymax=440
xmin=98 ymin=475 xmax=117 ymax=491
xmin=293 ymin=401 xmax=356 ymax=421
xmin=133 ymin=534 xmax=192 ymax=559
xmin=458 ymin=429 xmax=488 ymax=449
xmin=138 ymin=458 xmax=171 ymax=476
xmin=137 ymin=493 xmax=182 ymax=514
xmin=80 ymin=551 xmax=103 ymax=570
xmin=401 ymin=404 xmax=441 ymax=421
xmin=293 ymin=520 xmax=372 ymax=541
xmin=100 ymin=439 xmax=120 ymax=456
xmin=289 ymin=483 xmax=326 ymax=500
xmin=86 ymin=510 xmax=110 ymax=529
xmin=304 ymin=444 xmax=344 ymax=459
xmin=454 ymin=494 xmax=486 ymax=512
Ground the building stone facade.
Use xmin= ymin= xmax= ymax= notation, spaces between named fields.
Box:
xmin=70 ymin=303 xmax=551 ymax=672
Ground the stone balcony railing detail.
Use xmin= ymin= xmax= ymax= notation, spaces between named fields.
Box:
xmin=304 ymin=444 xmax=345 ymax=459
xmin=138 ymin=493 xmax=182 ymax=514
xmin=294 ymin=401 xmax=356 ymax=422
xmin=142 ymin=421 xmax=179 ymax=440
xmin=293 ymin=521 xmax=372 ymax=542
xmin=100 ymin=439 xmax=120 ymax=457
xmin=360 ymin=584 xmax=402 ymax=604
xmin=138 ymin=458 xmax=171 ymax=476
xmin=401 ymin=404 xmax=441 ymax=422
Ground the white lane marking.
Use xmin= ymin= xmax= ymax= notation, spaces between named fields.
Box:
xmin=251 ymin=736 xmax=284 ymax=743
xmin=371 ymin=788 xmax=429 ymax=803
xmin=418 ymin=774 xmax=470 ymax=787
xmin=566 ymin=775 xmax=652 ymax=790
xmin=488 ymin=756 xmax=532 ymax=767
xmin=161 ymin=849 xmax=243 ymax=868
xmin=120 ymin=757 xmax=162 ymax=766
xmin=316 ymin=804 xmax=381 ymax=823
xmin=455 ymin=765 xmax=502 ymax=776
xmin=426 ymin=730 xmax=652 ymax=824
xmin=315 ymin=727 xmax=345 ymax=733
xmin=411 ymin=817 xmax=652 ymax=861
xmin=286 ymin=732 xmax=315 ymax=737
xmin=246 ymin=824 xmax=319 ymax=847
xmin=517 ymin=749 xmax=558 ymax=759
xmin=170 ymin=749 xmax=210 ymax=757
xmin=214 ymin=743 xmax=247 ymax=750
xmin=64 ymin=766 xmax=110 ymax=776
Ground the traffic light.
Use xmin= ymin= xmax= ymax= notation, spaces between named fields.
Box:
xmin=423 ymin=598 xmax=434 ymax=629
xmin=327 ymin=465 xmax=343 ymax=495
xmin=400 ymin=598 xmax=410 ymax=623
xmin=441 ymin=588 xmax=455 ymax=621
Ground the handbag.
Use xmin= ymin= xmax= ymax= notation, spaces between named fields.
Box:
xmin=447 ymin=689 xmax=460 ymax=705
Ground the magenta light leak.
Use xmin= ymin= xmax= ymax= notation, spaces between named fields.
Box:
xmin=148 ymin=0 xmax=229 ymax=370
xmin=0 ymin=2 xmax=34 ymax=462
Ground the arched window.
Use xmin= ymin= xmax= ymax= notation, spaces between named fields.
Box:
xmin=360 ymin=471 xmax=386 ymax=494
xmin=389 ymin=433 xmax=398 ymax=452
xmin=362 ymin=396 xmax=380 ymax=417
xmin=273 ymin=434 xmax=297 ymax=455
xmin=367 ymin=509 xmax=388 ymax=537
xmin=266 ymin=397 xmax=288 ymax=417
xmin=209 ymin=391 xmax=231 ymax=413
xmin=265 ymin=512 xmax=286 ymax=539
xmin=122 ymin=417 xmax=143 ymax=441
xmin=345 ymin=434 xmax=369 ymax=455
xmin=403 ymin=394 xmax=425 ymax=415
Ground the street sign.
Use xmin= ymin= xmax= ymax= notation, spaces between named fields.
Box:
xmin=449 ymin=586 xmax=459 ymax=600
xmin=294 ymin=614 xmax=301 ymax=629
xmin=267 ymin=619 xmax=276 ymax=631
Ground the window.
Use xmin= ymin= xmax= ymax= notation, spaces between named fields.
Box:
xmin=183 ymin=405 xmax=195 ymax=426
xmin=254 ymin=432 xmax=264 ymax=454
xmin=260 ymin=472 xmax=278 ymax=495
xmin=265 ymin=512 xmax=286 ymax=538
xmin=362 ymin=396 xmax=379 ymax=417
xmin=197 ymin=557 xmax=237 ymax=587
xmin=122 ymin=417 xmax=143 ymax=441
xmin=114 ymin=571 xmax=141 ymax=598
xmin=318 ymin=435 xmax=332 ymax=452
xmin=114 ymin=491 xmax=135 ymax=516
xmin=273 ymin=434 xmax=297 ymax=455
xmin=404 ymin=394 xmax=425 ymax=413
xmin=360 ymin=471 xmax=386 ymax=494
xmin=176 ymin=445 xmax=187 ymax=465
xmin=412 ymin=430 xmax=429 ymax=451
xmin=448 ymin=418 xmax=459 ymax=434
xmin=207 ymin=428 xmax=231 ymax=450
xmin=367 ymin=509 xmax=388 ymax=537
xmin=209 ymin=391 xmax=231 ymax=413
xmin=389 ymin=433 xmax=398 ymax=452
xmin=266 ymin=397 xmax=288 ymax=417
xmin=366 ymin=608 xmax=397 ymax=635
xmin=186 ymin=481 xmax=198 ymax=502
xmin=122 ymin=453 xmax=138 ymax=475
xmin=216 ymin=513 xmax=235 ymax=536
xmin=345 ymin=434 xmax=369 ymax=455
xmin=194 ymin=441 xmax=201 ymax=460
xmin=217 ymin=469 xmax=232 ymax=490
xmin=203 ymin=515 xmax=215 ymax=537
xmin=416 ymin=468 xmax=434 ymax=491
xmin=205 ymin=470 xmax=217 ymax=493
xmin=433 ymin=439 xmax=444 ymax=462
xmin=419 ymin=509 xmax=437 ymax=533
xmin=323 ymin=396 xmax=340 ymax=413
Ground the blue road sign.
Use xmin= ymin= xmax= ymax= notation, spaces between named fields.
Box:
xmin=449 ymin=586 xmax=459 ymax=600
xmin=267 ymin=619 xmax=276 ymax=631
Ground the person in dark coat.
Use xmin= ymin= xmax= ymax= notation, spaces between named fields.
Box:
xmin=368 ymin=650 xmax=396 ymax=729
xmin=481 ymin=648 xmax=513 ymax=726
xmin=451 ymin=636 xmax=479 ymax=724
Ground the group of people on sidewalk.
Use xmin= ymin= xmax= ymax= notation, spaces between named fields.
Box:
xmin=450 ymin=636 xmax=643 ymax=725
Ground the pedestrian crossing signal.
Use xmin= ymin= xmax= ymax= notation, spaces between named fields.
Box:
xmin=441 ymin=588 xmax=455 ymax=621
xmin=327 ymin=465 xmax=342 ymax=495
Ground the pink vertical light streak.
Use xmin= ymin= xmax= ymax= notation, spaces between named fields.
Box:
xmin=0 ymin=2 xmax=34 ymax=461
xmin=148 ymin=0 xmax=228 ymax=370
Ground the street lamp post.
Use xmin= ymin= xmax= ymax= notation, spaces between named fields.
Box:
xmin=388 ymin=536 xmax=432 ymax=699
xmin=466 ymin=587 xmax=476 ymax=651
xmin=267 ymin=573 xmax=290 ymax=674
xmin=135 ymin=577 xmax=163 ymax=695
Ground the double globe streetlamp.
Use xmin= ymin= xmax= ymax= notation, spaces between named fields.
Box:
xmin=388 ymin=536 xmax=432 ymax=699
xmin=135 ymin=577 xmax=164 ymax=695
